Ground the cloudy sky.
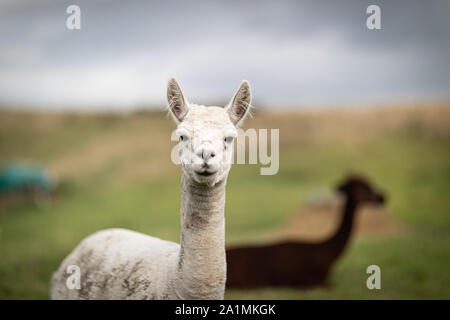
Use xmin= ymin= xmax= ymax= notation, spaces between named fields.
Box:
xmin=0 ymin=0 xmax=449 ymax=110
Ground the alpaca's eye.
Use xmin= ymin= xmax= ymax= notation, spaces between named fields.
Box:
xmin=180 ymin=135 xmax=188 ymax=142
xmin=224 ymin=136 xmax=234 ymax=143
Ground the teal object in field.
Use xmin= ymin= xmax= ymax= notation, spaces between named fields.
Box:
xmin=0 ymin=164 xmax=51 ymax=193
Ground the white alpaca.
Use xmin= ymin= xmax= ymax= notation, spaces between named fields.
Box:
xmin=50 ymin=78 xmax=252 ymax=299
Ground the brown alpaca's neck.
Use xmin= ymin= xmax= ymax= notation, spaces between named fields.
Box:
xmin=322 ymin=195 xmax=359 ymax=260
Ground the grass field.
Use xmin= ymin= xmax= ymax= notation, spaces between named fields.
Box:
xmin=0 ymin=104 xmax=449 ymax=299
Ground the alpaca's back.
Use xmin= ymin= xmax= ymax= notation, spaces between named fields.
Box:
xmin=50 ymin=228 xmax=180 ymax=299
xmin=226 ymin=242 xmax=330 ymax=289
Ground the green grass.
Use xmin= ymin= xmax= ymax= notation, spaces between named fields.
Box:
xmin=0 ymin=107 xmax=449 ymax=299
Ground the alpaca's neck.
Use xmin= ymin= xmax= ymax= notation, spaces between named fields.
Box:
xmin=323 ymin=196 xmax=358 ymax=259
xmin=174 ymin=172 xmax=227 ymax=299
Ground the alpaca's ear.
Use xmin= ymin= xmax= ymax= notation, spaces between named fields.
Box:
xmin=227 ymin=80 xmax=252 ymax=126
xmin=167 ymin=77 xmax=188 ymax=123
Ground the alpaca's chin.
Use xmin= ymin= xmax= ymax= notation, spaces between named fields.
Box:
xmin=194 ymin=172 xmax=219 ymax=186
xmin=189 ymin=170 xmax=227 ymax=187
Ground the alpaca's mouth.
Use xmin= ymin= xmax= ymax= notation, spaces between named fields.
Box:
xmin=195 ymin=170 xmax=216 ymax=177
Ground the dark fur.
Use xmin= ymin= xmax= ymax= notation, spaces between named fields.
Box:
xmin=226 ymin=175 xmax=385 ymax=289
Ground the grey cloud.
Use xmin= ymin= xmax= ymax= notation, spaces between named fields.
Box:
xmin=0 ymin=0 xmax=449 ymax=109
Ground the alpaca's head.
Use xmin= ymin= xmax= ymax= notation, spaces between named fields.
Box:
xmin=167 ymin=78 xmax=251 ymax=186
xmin=336 ymin=175 xmax=386 ymax=205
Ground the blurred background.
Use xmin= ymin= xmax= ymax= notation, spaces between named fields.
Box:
xmin=0 ymin=0 xmax=449 ymax=299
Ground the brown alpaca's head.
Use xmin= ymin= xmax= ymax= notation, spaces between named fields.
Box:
xmin=336 ymin=175 xmax=385 ymax=205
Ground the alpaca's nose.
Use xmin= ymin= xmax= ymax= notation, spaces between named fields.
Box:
xmin=376 ymin=193 xmax=386 ymax=204
xmin=197 ymin=146 xmax=216 ymax=163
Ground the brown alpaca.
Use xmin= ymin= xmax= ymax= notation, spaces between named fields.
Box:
xmin=226 ymin=176 xmax=385 ymax=289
